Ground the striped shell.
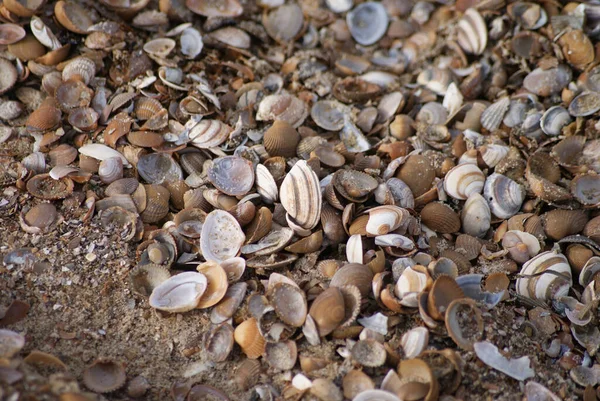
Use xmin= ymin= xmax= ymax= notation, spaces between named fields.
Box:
xmin=189 ymin=119 xmax=232 ymax=148
xmin=62 ymin=57 xmax=96 ymax=85
xmin=516 ymin=251 xmax=572 ymax=301
xmin=457 ymin=8 xmax=487 ymax=55
xmin=483 ymin=173 xmax=525 ymax=219
xmin=444 ymin=164 xmax=485 ymax=200
xmin=280 ymin=160 xmax=322 ymax=233
xmin=461 ymin=193 xmax=491 ymax=238
xmin=256 ymin=94 xmax=308 ymax=128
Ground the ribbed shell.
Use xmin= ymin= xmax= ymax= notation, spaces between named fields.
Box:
xmin=62 ymin=57 xmax=96 ymax=85
xmin=26 ymin=105 xmax=62 ymax=132
xmin=421 ymin=202 xmax=461 ymax=234
xmin=457 ymin=8 xmax=487 ymax=55
xmin=256 ymin=94 xmax=308 ymax=128
xmin=263 ymin=120 xmax=300 ymax=157
xmin=480 ymin=96 xmax=509 ymax=132
xmin=140 ymin=184 xmax=170 ymax=223
xmin=189 ymin=119 xmax=232 ymax=148
xmin=280 ymin=160 xmax=322 ymax=231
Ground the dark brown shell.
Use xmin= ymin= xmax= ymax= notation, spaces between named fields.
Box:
xmin=26 ymin=174 xmax=74 ymax=200
xmin=421 ymin=202 xmax=461 ymax=234
xmin=333 ymin=77 xmax=381 ymax=103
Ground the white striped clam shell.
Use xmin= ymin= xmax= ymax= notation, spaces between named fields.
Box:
xmin=480 ymin=96 xmax=510 ymax=132
xmin=280 ymin=160 xmax=322 ymax=233
xmin=516 ymin=251 xmax=572 ymax=301
xmin=457 ymin=8 xmax=487 ymax=55
xmin=461 ymin=193 xmax=491 ymax=238
xmin=255 ymin=164 xmax=278 ymax=204
xmin=479 ymin=144 xmax=509 ymax=168
xmin=483 ymin=173 xmax=525 ymax=219
xmin=189 ymin=119 xmax=232 ymax=148
xmin=394 ymin=266 xmax=428 ymax=307
xmin=443 ymin=163 xmax=485 ymax=200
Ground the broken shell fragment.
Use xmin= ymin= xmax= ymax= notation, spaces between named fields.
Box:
xmin=457 ymin=8 xmax=487 ymax=55
xmin=516 ymin=251 xmax=572 ymax=301
xmin=149 ymin=272 xmax=208 ymax=312
xmin=445 ymin=298 xmax=483 ymax=351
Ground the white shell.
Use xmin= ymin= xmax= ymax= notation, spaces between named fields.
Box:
xmin=366 ymin=206 xmax=408 ymax=236
xmin=374 ymin=234 xmax=414 ymax=250
xmin=201 ymin=210 xmax=246 ymax=263
xmin=31 ymin=16 xmax=62 ymax=50
xmin=516 ymin=251 xmax=572 ymax=301
xmin=444 ymin=163 xmax=485 ymax=200
xmin=474 ymin=341 xmax=534 ymax=381
xmin=189 ymin=119 xmax=232 ymax=148
xmin=255 ymin=164 xmax=278 ymax=204
xmin=280 ymin=160 xmax=322 ymax=232
xmin=149 ymin=272 xmax=208 ymax=312
xmin=347 ymin=234 xmax=363 ymax=264
xmin=340 ymin=119 xmax=371 ymax=152
xmin=98 ymin=157 xmax=123 ymax=184
xmin=400 ymin=327 xmax=429 ymax=359
xmin=483 ymin=173 xmax=525 ymax=219
xmin=353 ymin=390 xmax=402 ymax=401
xmin=443 ymin=82 xmax=463 ymax=117
xmin=180 ymin=27 xmax=203 ymax=59
xmin=395 ymin=266 xmax=428 ymax=307
xmin=461 ymin=193 xmax=491 ymax=238
xmin=481 ymin=96 xmax=510 ymax=132
xmin=479 ymin=144 xmax=509 ymax=168
xmin=325 ymin=0 xmax=353 ymax=13
xmin=457 ymin=8 xmax=488 ymax=55
xmin=78 ymin=144 xmax=131 ymax=167
xmin=143 ymin=38 xmax=176 ymax=58
xmin=346 ymin=2 xmax=389 ymax=46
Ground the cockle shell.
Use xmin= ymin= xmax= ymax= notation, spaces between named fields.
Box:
xmin=201 ymin=210 xmax=245 ymax=263
xmin=444 ymin=163 xmax=485 ymax=200
xmin=346 ymin=2 xmax=389 ymax=46
xmin=516 ymin=251 xmax=572 ymax=301
xmin=149 ymin=272 xmax=208 ymax=312
xmin=280 ymin=160 xmax=322 ymax=233
xmin=483 ymin=173 xmax=525 ymax=219
xmin=457 ymin=8 xmax=487 ymax=55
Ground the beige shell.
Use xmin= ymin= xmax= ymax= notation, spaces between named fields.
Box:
xmin=264 ymin=340 xmax=297 ymax=371
xmin=54 ymin=1 xmax=93 ymax=34
xmin=82 ymin=359 xmax=127 ymax=393
xmin=457 ymin=8 xmax=487 ymax=54
xmin=210 ymin=27 xmax=251 ymax=49
xmin=4 ymin=0 xmax=45 ymax=17
xmin=501 ymin=230 xmax=540 ymax=264
xmin=365 ymin=205 xmax=409 ymax=236
xmin=461 ymin=193 xmax=491 ymax=238
xmin=234 ymin=318 xmax=266 ymax=359
xmin=129 ymin=263 xmax=170 ymax=296
xmin=0 ymin=24 xmax=26 ymax=45
xmin=401 ymin=326 xmax=429 ymax=359
xmin=0 ymin=58 xmax=18 ymax=95
xmin=201 ymin=210 xmax=245 ymax=263
xmin=280 ymin=160 xmax=322 ymax=233
xmin=149 ymin=272 xmax=208 ymax=312
xmin=516 ymin=250 xmax=572 ymax=301
xmin=444 ymin=163 xmax=485 ymax=200
xmin=270 ymin=282 xmax=307 ymax=327
xmin=196 ymin=261 xmax=229 ymax=309
xmin=189 ymin=119 xmax=232 ymax=148
xmin=330 ymin=263 xmax=373 ymax=297
xmin=187 ymin=0 xmax=243 ymax=17
xmin=256 ymin=94 xmax=308 ymax=128
xmin=143 ymin=38 xmax=176 ymax=58
xmin=256 ymin=164 xmax=278 ymax=204
xmin=395 ymin=266 xmax=430 ymax=308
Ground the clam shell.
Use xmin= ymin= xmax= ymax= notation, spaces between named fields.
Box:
xmin=427 ymin=276 xmax=465 ymax=321
xmin=26 ymin=173 xmax=74 ymax=200
xmin=0 ymin=24 xmax=26 ymax=45
xmin=143 ymin=38 xmax=176 ymax=58
xmin=211 ymin=282 xmax=247 ymax=323
xmin=395 ymin=155 xmax=435 ymax=198
xmin=333 ymin=77 xmax=381 ymax=104
xmin=256 ymin=164 xmax=278 ymax=204
xmin=204 ymin=322 xmax=234 ymax=363
xmin=137 ymin=153 xmax=182 ymax=186
xmin=523 ymin=65 xmax=571 ymax=97
xmin=210 ymin=27 xmax=251 ymax=49
xmin=572 ymin=173 xmax=600 ymax=206
xmin=346 ymin=2 xmax=389 ymax=46
xmin=516 ymin=250 xmax=572 ymax=301
xmin=352 ymin=390 xmax=402 ymax=401
xmin=256 ymin=94 xmax=308 ymax=128
xmin=4 ymin=0 xmax=44 ymax=17
xmin=366 ymin=205 xmax=410 ymax=236
xmin=234 ymin=318 xmax=266 ymax=359
xmin=343 ymin=371 xmax=374 ymax=399
xmin=68 ymin=107 xmax=99 ymax=131
xmin=540 ymin=106 xmax=572 ymax=136
xmin=401 ymin=327 xmax=429 ymax=359
xmin=265 ymin=340 xmax=297 ymax=371
xmin=189 ymin=119 xmax=232 ymax=148
xmin=568 ymin=92 xmax=600 ymax=117
xmin=98 ymin=157 xmax=123 ymax=184
xmin=445 ymin=298 xmax=483 ymax=351
xmin=62 ymin=57 xmax=96 ymax=85
xmin=421 ymin=202 xmax=461 ymax=234
xmin=208 ymin=156 xmax=254 ymax=196
xmin=187 ymin=0 xmax=242 ymax=17
xmin=196 ymin=261 xmax=228 ymax=309
xmin=311 ymin=100 xmax=349 ymax=131
xmin=263 ymin=120 xmax=300 ymax=158
xmin=280 ymin=160 xmax=322 ymax=233
xmin=0 ymin=329 xmax=25 ymax=358
xmin=79 ymin=144 xmax=131 ymax=167
xmin=309 ymin=287 xmax=346 ymax=336
xmin=395 ymin=265 xmax=429 ymax=307
xmin=8 ymin=35 xmax=46 ymax=61
xmin=0 ymin=58 xmax=17 ymax=95
xmin=271 ymin=282 xmax=307 ymax=327
xmin=180 ymin=27 xmax=203 ymax=59
xmin=479 ymin=144 xmax=509 ymax=168
xmin=483 ymin=173 xmax=525 ymax=219
xmin=542 ymin=209 xmax=588 ymax=241
xmin=351 ymin=339 xmax=386 ymax=367
xmin=263 ymin=3 xmax=304 ymax=43
xmin=386 ymin=178 xmax=415 ymax=208
xmin=54 ymin=1 xmax=93 ymax=34
xmin=444 ymin=163 xmax=485 ymax=200
xmin=82 ymin=359 xmax=126 ymax=393
xmin=502 ymin=230 xmax=540 ymax=264
xmin=507 ymin=1 xmax=547 ymax=30
xmin=457 ymin=8 xmax=487 ymax=55
xmin=201 ymin=210 xmax=245 ymax=263
xmin=330 ymin=263 xmax=373 ymax=297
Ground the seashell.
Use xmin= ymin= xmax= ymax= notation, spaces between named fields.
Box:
xmin=234 ymin=318 xmax=266 ymax=359
xmin=263 ymin=120 xmax=300 ymax=158
xmin=526 ymin=152 xmax=572 ymax=203
xmin=79 ymin=144 xmax=131 ymax=168
xmin=540 ymin=106 xmax=572 ymax=136
xmin=0 ymin=23 xmax=26 ymax=45
xmin=264 ymin=340 xmax=297 ymax=370
xmin=483 ymin=173 xmax=525 ymax=219
xmin=445 ymin=298 xmax=483 ymax=351
xmin=68 ymin=107 xmax=99 ymax=132
xmin=189 ymin=119 xmax=232 ymax=148
xmin=457 ymin=8 xmax=487 ymax=55
xmin=516 ymin=250 xmax=572 ymax=301
xmin=211 ymin=282 xmax=247 ymax=324
xmin=280 ymin=160 xmax=322 ymax=233
xmin=572 ymin=173 xmax=600 ymax=207
xmin=180 ymin=27 xmax=203 ymax=59
xmin=26 ymin=104 xmax=62 ymax=133
xmin=97 ymin=157 xmax=123 ymax=184
xmin=27 ymin=173 xmax=73 ymax=200
xmin=256 ymin=94 xmax=308 ymax=128
xmin=21 ymin=202 xmax=56 ymax=232
xmin=523 ymin=65 xmax=571 ymax=97
xmin=55 ymin=79 xmax=94 ymax=111
xmin=208 ymin=156 xmax=254 ymax=197
xmin=386 ymin=178 xmax=415 ymax=209
xmin=201 ymin=210 xmax=245 ymax=263
xmin=82 ymin=359 xmax=127 ymax=393
xmin=263 ymin=3 xmax=304 ymax=43
xmin=427 ymin=276 xmax=464 ymax=321
xmin=331 ymin=263 xmax=373 ymax=297
xmin=309 ymin=287 xmax=345 ymax=336
xmin=401 ymin=327 xmax=429 ymax=359
xmin=346 ymin=2 xmax=389 ymax=46
xmin=351 ymin=339 xmax=386 ymax=367
xmin=417 ymin=67 xmax=454 ymax=96
xmin=395 ymin=265 xmax=430 ymax=307
xmin=285 ymin=230 xmax=323 ymax=253
xmin=129 ymin=263 xmax=170 ymax=296
xmin=480 ymin=96 xmax=509 ymax=132
xmin=479 ymin=144 xmax=509 ymax=168
xmin=30 ymin=16 xmax=61 ymax=51
xmin=353 ymin=390 xmax=402 ymax=401
xmin=62 ymin=57 xmax=96 ymax=85
xmin=54 ymin=1 xmax=93 ymax=34
xmin=311 ymin=100 xmax=349 ymax=131
xmin=444 ymin=163 xmax=485 ymax=200
xmin=542 ymin=209 xmax=588 ymax=241
xmin=137 ymin=153 xmax=182 ymax=185
xmin=143 ymin=38 xmax=176 ymax=58
xmin=421 ymin=202 xmax=461 ymax=234
xmin=187 ymin=0 xmax=242 ymax=17
xmin=340 ymin=119 xmax=371 ymax=153
xmin=568 ymin=92 xmax=600 ymax=117
xmin=310 ymin=379 xmax=343 ymax=401
xmin=21 ymin=151 xmax=45 ymax=174
xmin=416 ymin=102 xmax=447 ymax=125
xmin=396 ymin=359 xmax=439 ymax=401
xmin=343 ymin=370 xmax=374 ymax=399
xmin=3 ymin=0 xmax=44 ymax=17
xmin=149 ymin=272 xmax=208 ymax=312
xmin=0 ymin=329 xmax=25 ymax=358
xmin=196 ymin=261 xmax=228 ymax=309
xmin=333 ymin=77 xmax=381 ymax=104
xmin=127 ymin=376 xmax=150 ymax=398
xmin=140 ymin=184 xmax=170 ymax=223
xmin=558 ymin=29 xmax=593 ymax=70
xmin=395 ymin=155 xmax=435 ymax=198
xmin=501 ymin=230 xmax=540 ymax=264
xmin=210 ymin=27 xmax=251 ymax=49
xmin=0 ymin=58 xmax=17 ymax=95
xmin=270 ymin=283 xmax=307 ymax=327
xmin=507 ymin=2 xmax=547 ymax=30
xmin=8 ymin=35 xmax=46 ymax=61
xmin=366 ymin=205 xmax=409 ymax=236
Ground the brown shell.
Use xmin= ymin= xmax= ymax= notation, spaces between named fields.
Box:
xmin=333 ymin=77 xmax=381 ymax=103
xmin=23 ymin=202 xmax=57 ymax=230
xmin=559 ymin=30 xmax=594 ymax=70
xmin=330 ymin=263 xmax=373 ymax=297
xmin=4 ymin=0 xmax=45 ymax=17
xmin=27 ymin=174 xmax=74 ymax=200
xmin=56 ymin=79 xmax=94 ymax=111
xmin=420 ymin=202 xmax=461 ymax=234
xmin=445 ymin=298 xmax=484 ymax=351
xmin=427 ymin=275 xmax=465 ymax=321
xmin=68 ymin=107 xmax=99 ymax=131
xmin=263 ymin=120 xmax=300 ymax=158
xmin=309 ymin=287 xmax=346 ymax=336
xmin=270 ymin=282 xmax=308 ymax=327
xmin=26 ymin=104 xmax=62 ymax=132
xmin=583 ymin=216 xmax=600 ymax=244
xmin=8 ymin=35 xmax=46 ymax=61
xmin=396 ymin=155 xmax=436 ymax=198
xmin=82 ymin=359 xmax=127 ymax=393
xmin=55 ymin=1 xmax=93 ymax=34
xmin=542 ymin=209 xmax=588 ymax=241
xmin=234 ymin=317 xmax=266 ymax=359
xmin=140 ymin=184 xmax=170 ymax=223
xmin=135 ymin=97 xmax=163 ymax=120
xmin=127 ymin=131 xmax=164 ymax=148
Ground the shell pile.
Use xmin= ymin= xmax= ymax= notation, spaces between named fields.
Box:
xmin=1 ymin=0 xmax=600 ymax=400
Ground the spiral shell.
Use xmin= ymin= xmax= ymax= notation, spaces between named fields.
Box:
xmin=444 ymin=163 xmax=485 ymax=200
xmin=280 ymin=160 xmax=322 ymax=233
xmin=516 ymin=250 xmax=572 ymax=301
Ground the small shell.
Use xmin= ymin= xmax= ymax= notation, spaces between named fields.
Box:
xmin=234 ymin=318 xmax=266 ymax=359
xmin=201 ymin=210 xmax=245 ymax=263
xmin=417 ymin=67 xmax=454 ymax=96
xmin=427 ymin=276 xmax=465 ymax=321
xmin=280 ymin=160 xmax=322 ymax=233
xmin=540 ymin=106 xmax=572 ymax=136
xmin=271 ymin=283 xmax=308 ymax=327
xmin=187 ymin=0 xmax=242 ymax=17
xmin=542 ymin=209 xmax=588 ymax=241
xmin=444 ymin=163 xmax=485 ymax=200
xmin=558 ymin=29 xmax=594 ymax=70
xmin=445 ymin=298 xmax=483 ymax=351
xmin=54 ymin=1 xmax=93 ymax=34
xmin=211 ymin=282 xmax=247 ymax=323
xmin=27 ymin=173 xmax=74 ymax=200
xmin=457 ymin=8 xmax=487 ymax=55
xmin=507 ymin=2 xmax=547 ymax=30
xmin=395 ymin=266 xmax=429 ymax=307
xmin=180 ymin=27 xmax=203 ymax=59
xmin=8 ymin=35 xmax=46 ymax=61
xmin=333 ymin=77 xmax=381 ymax=104
xmin=483 ymin=173 xmax=525 ymax=219
xmin=83 ymin=359 xmax=127 ymax=393
xmin=263 ymin=120 xmax=300 ymax=158
xmin=143 ymin=38 xmax=176 ymax=58
xmin=265 ymin=341 xmax=298 ymax=370
xmin=311 ymin=100 xmax=349 ymax=131
xmin=204 ymin=322 xmax=234 ymax=362
xmin=401 ymin=327 xmax=429 ymax=359
xmin=0 ymin=24 xmax=26 ymax=45
xmin=62 ymin=57 xmax=96 ymax=85
xmin=572 ymin=173 xmax=600 ymax=206
xmin=568 ymin=92 xmax=600 ymax=117
xmin=79 ymin=144 xmax=131 ymax=167
xmin=149 ymin=272 xmax=208 ymax=312
xmin=309 ymin=287 xmax=346 ymax=336
xmin=366 ymin=205 xmax=410 ymax=236
xmin=137 ymin=153 xmax=182 ymax=185
xmin=346 ymin=2 xmax=389 ymax=46
xmin=386 ymin=178 xmax=415 ymax=208
xmin=353 ymin=390 xmax=402 ymax=401
xmin=196 ymin=261 xmax=228 ymax=309
xmin=68 ymin=107 xmax=99 ymax=132
xmin=395 ymin=155 xmax=435 ymax=198
xmin=421 ymin=202 xmax=461 ymax=234
xmin=208 ymin=156 xmax=254 ymax=196
xmin=330 ymin=263 xmax=373 ymax=297
xmin=480 ymin=96 xmax=509 ymax=132
xmin=343 ymin=370 xmax=374 ymax=399
xmin=479 ymin=144 xmax=509 ymax=168
xmin=516 ymin=250 xmax=572 ymax=301
xmin=502 ymin=230 xmax=540 ymax=264
xmin=98 ymin=157 xmax=123 ymax=184
xmin=351 ymin=339 xmax=387 ymax=367
xmin=256 ymin=94 xmax=308 ymax=128
xmin=210 ymin=27 xmax=251 ymax=49
xmin=189 ymin=119 xmax=232 ymax=148
xmin=0 ymin=58 xmax=18 ymax=95
xmin=26 ymin=104 xmax=62 ymax=133
xmin=263 ymin=3 xmax=304 ymax=43
xmin=523 ymin=65 xmax=571 ymax=97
